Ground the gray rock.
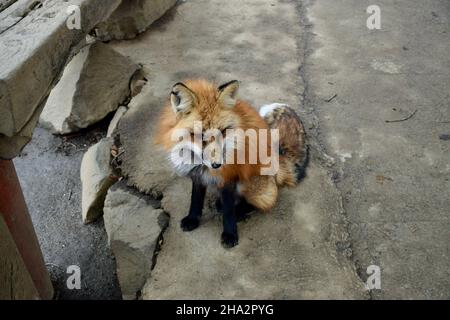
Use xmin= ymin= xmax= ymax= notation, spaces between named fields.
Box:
xmin=0 ymin=101 xmax=43 ymax=159
xmin=94 ymin=0 xmax=177 ymax=41
xmin=103 ymin=180 xmax=169 ymax=300
xmin=39 ymin=42 xmax=139 ymax=134
xmin=80 ymin=137 xmax=117 ymax=224
xmin=130 ymin=69 xmax=148 ymax=98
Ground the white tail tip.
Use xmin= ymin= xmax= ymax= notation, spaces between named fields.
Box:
xmin=259 ymin=103 xmax=289 ymax=117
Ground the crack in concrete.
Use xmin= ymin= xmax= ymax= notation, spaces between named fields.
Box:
xmin=293 ymin=0 xmax=369 ymax=295
xmin=113 ymin=125 xmax=169 ymax=286
xmin=150 ymin=211 xmax=170 ymax=271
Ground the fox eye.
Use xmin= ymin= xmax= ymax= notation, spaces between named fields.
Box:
xmin=189 ymin=130 xmax=202 ymax=140
xmin=221 ymin=126 xmax=234 ymax=134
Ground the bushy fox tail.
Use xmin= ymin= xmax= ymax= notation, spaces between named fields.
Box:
xmin=259 ymin=103 xmax=308 ymax=187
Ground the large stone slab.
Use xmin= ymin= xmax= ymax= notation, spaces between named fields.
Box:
xmin=0 ymin=101 xmax=44 ymax=159
xmin=0 ymin=0 xmax=121 ymax=158
xmin=103 ymin=180 xmax=169 ymax=300
xmin=39 ymin=42 xmax=139 ymax=134
xmin=94 ymin=0 xmax=177 ymax=41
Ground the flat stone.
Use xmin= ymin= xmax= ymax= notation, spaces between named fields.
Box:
xmin=80 ymin=137 xmax=117 ymax=224
xmin=94 ymin=0 xmax=177 ymax=41
xmin=39 ymin=42 xmax=139 ymax=134
xmin=103 ymin=180 xmax=169 ymax=300
xmin=114 ymin=80 xmax=174 ymax=199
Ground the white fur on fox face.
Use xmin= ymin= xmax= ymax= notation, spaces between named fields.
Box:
xmin=169 ymin=141 xmax=223 ymax=185
xmin=169 ymin=141 xmax=203 ymax=175
xmin=169 ymin=124 xmax=280 ymax=175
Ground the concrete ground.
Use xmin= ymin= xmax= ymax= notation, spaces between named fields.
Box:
xmin=114 ymin=0 xmax=450 ymax=299
xmin=13 ymin=121 xmax=122 ymax=299
xmin=306 ymin=0 xmax=450 ymax=299
xmin=12 ymin=0 xmax=449 ymax=299
xmin=111 ymin=0 xmax=364 ymax=299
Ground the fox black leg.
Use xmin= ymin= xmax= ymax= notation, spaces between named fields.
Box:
xmin=180 ymin=178 xmax=206 ymax=232
xmin=220 ymin=184 xmax=239 ymax=248
xmin=235 ymin=198 xmax=255 ymax=221
xmin=215 ymin=197 xmax=255 ymax=221
xmin=215 ymin=197 xmax=223 ymax=213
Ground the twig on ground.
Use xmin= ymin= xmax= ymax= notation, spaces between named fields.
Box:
xmin=385 ymin=109 xmax=417 ymax=123
xmin=325 ymin=93 xmax=337 ymax=102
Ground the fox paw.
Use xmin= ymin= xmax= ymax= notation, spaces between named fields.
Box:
xmin=221 ymin=232 xmax=239 ymax=248
xmin=180 ymin=216 xmax=200 ymax=231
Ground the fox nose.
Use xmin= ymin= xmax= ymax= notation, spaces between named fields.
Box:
xmin=211 ymin=162 xmax=221 ymax=169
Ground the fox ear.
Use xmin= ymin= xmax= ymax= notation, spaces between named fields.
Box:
xmin=218 ymin=80 xmax=239 ymax=108
xmin=170 ymin=82 xmax=196 ymax=114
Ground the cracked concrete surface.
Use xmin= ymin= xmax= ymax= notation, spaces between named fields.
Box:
xmin=113 ymin=0 xmax=449 ymax=299
xmin=11 ymin=0 xmax=449 ymax=299
xmin=306 ymin=0 xmax=450 ymax=299
xmin=112 ymin=0 xmax=366 ymax=299
xmin=142 ymin=163 xmax=366 ymax=299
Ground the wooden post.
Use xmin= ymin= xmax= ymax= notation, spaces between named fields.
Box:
xmin=0 ymin=159 xmax=54 ymax=300
xmin=0 ymin=215 xmax=39 ymax=299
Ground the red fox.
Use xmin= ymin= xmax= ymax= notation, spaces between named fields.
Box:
xmin=155 ymin=79 xmax=307 ymax=247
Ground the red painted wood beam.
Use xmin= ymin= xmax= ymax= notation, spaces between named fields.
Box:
xmin=0 ymin=159 xmax=53 ymax=300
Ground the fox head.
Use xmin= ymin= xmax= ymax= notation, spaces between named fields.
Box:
xmin=156 ymin=79 xmax=272 ymax=184
xmin=168 ymin=79 xmax=241 ymax=175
